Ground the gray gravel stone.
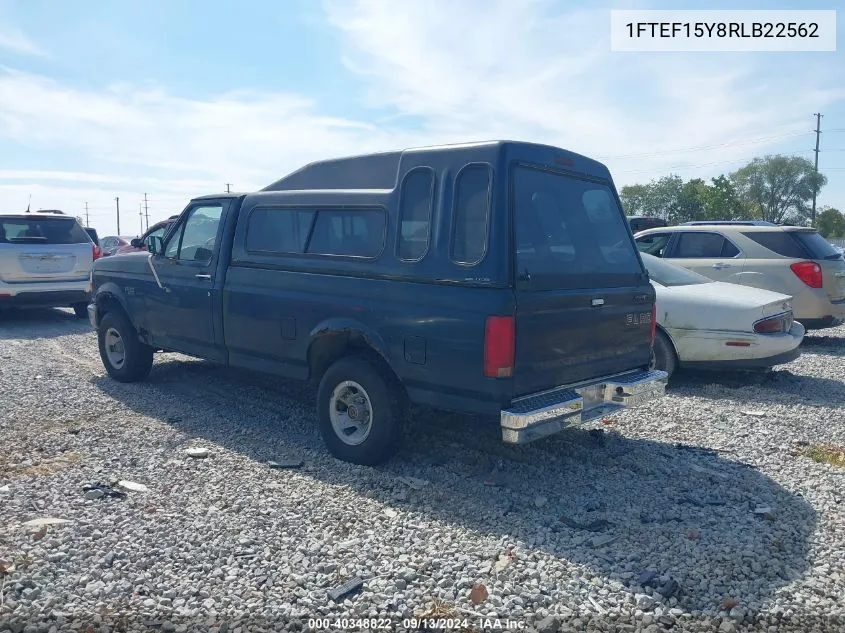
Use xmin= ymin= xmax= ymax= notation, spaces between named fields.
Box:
xmin=0 ymin=312 xmax=843 ymax=631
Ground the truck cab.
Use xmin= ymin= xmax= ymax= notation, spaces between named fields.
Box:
xmin=89 ymin=141 xmax=667 ymax=464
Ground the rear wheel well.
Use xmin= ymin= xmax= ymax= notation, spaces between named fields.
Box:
xmin=308 ymin=331 xmax=402 ymax=390
xmin=654 ymin=325 xmax=680 ymax=367
xmin=655 ymin=325 xmax=678 ymax=353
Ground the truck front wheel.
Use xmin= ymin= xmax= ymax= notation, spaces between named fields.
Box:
xmin=97 ymin=311 xmax=154 ymax=382
xmin=316 ymin=356 xmax=405 ymax=465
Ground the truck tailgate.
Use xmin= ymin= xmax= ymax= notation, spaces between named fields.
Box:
xmin=513 ymin=286 xmax=653 ymax=396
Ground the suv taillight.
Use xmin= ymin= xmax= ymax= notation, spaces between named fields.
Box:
xmin=484 ymin=316 xmax=515 ymax=378
xmin=790 ymin=261 xmax=822 ymax=288
xmin=92 ymin=244 xmax=102 ymax=261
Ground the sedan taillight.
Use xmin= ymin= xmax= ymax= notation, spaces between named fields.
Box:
xmin=754 ymin=312 xmax=793 ymax=334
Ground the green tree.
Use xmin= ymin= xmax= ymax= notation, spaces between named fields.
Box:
xmin=729 ymin=155 xmax=827 ymax=225
xmin=816 ymin=206 xmax=845 ymax=238
xmin=650 ymin=175 xmax=684 ymax=221
xmin=620 ymin=175 xmax=684 ymax=220
xmin=619 ymin=184 xmax=652 ymax=217
xmin=668 ymin=178 xmax=708 ymax=224
xmin=699 ymin=175 xmax=750 ymax=220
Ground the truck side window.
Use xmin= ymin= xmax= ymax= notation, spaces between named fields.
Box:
xmin=144 ymin=226 xmax=167 ymax=249
xmin=306 ymin=208 xmax=386 ymax=258
xmin=451 ymin=164 xmax=491 ymax=265
xmin=164 ymin=204 xmax=223 ymax=262
xmin=246 ymin=208 xmax=316 ymax=253
xmin=397 ymin=168 xmax=434 ymax=261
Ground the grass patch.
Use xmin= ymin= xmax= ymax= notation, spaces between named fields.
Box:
xmin=799 ymin=444 xmax=845 ymax=468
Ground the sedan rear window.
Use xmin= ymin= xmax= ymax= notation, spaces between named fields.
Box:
xmin=0 ymin=217 xmax=91 ymax=244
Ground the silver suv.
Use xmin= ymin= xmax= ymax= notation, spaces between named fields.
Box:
xmin=634 ymin=221 xmax=845 ymax=330
xmin=0 ymin=213 xmax=99 ymax=318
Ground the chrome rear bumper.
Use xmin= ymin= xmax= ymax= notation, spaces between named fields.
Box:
xmin=501 ymin=369 xmax=668 ymax=444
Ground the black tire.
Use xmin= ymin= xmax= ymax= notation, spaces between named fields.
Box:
xmin=316 ymin=356 xmax=406 ymax=465
xmin=97 ymin=310 xmax=154 ymax=382
xmin=651 ymin=329 xmax=678 ymax=378
xmin=72 ymin=302 xmax=89 ymax=319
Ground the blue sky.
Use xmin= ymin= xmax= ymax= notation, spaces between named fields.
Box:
xmin=0 ymin=0 xmax=843 ymax=236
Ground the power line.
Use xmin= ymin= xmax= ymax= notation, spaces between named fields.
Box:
xmin=598 ymin=129 xmax=811 ymax=161
xmin=616 ymin=157 xmax=753 ymax=175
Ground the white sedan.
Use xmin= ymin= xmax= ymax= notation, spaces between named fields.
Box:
xmin=642 ymin=253 xmax=805 ymax=377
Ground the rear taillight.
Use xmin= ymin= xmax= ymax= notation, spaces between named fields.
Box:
xmin=790 ymin=261 xmax=822 ymax=288
xmin=754 ymin=312 xmax=793 ymax=334
xmin=92 ymin=244 xmax=102 ymax=260
xmin=484 ymin=316 xmax=515 ymax=378
xmin=650 ymin=303 xmax=657 ymax=345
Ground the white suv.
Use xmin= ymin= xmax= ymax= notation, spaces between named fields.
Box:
xmin=0 ymin=213 xmax=100 ymax=318
xmin=634 ymin=221 xmax=845 ymax=330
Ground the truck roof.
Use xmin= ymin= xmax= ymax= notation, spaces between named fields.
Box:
xmin=260 ymin=140 xmax=612 ymax=192
xmin=191 ymin=192 xmax=247 ymax=202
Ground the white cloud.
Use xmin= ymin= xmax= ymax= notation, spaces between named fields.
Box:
xmin=0 ymin=68 xmax=426 ymax=233
xmin=0 ymin=28 xmax=47 ymax=57
xmin=1 ymin=0 xmax=844 ymax=235
xmin=325 ymin=0 xmax=845 ymax=175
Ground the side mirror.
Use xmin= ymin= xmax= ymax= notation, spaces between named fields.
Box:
xmin=148 ymin=236 xmax=164 ymax=255
xmin=130 ymin=238 xmax=143 ymax=248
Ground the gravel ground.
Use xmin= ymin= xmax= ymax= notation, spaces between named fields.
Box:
xmin=1 ymin=308 xmax=844 ymax=633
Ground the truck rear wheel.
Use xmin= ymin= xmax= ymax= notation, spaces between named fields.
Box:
xmin=98 ymin=311 xmax=154 ymax=382
xmin=316 ymin=356 xmax=405 ymax=465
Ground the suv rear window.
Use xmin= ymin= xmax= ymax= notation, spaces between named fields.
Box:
xmin=0 ymin=217 xmax=91 ymax=244
xmin=792 ymin=231 xmax=842 ymax=260
xmin=742 ymin=230 xmax=843 ymax=260
xmin=512 ymin=166 xmax=642 ymax=289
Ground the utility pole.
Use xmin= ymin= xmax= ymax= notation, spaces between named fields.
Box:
xmin=812 ymin=112 xmax=823 ymax=225
xmin=84 ymin=202 xmax=89 ymax=226
xmin=143 ymin=193 xmax=149 ymax=231
xmin=225 ymin=183 xmax=232 ymax=193
xmin=115 ymin=197 xmax=121 ymax=235
xmin=139 ymin=202 xmax=144 ymax=233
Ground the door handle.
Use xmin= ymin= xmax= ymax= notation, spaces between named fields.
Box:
xmin=712 ymin=263 xmax=732 ymax=270
xmin=195 ymin=273 xmax=212 ymax=280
